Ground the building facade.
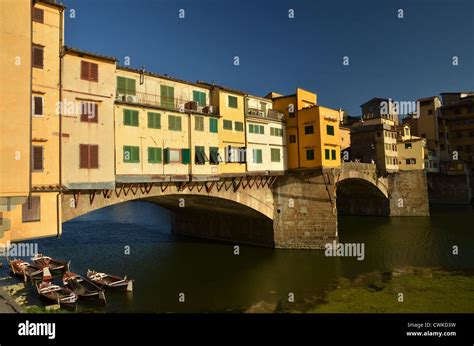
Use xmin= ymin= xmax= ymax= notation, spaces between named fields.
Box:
xmin=245 ymin=95 xmax=286 ymax=172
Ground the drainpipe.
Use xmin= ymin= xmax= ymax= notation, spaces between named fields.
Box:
xmin=29 ymin=1 xmax=34 ymax=201
xmin=57 ymin=6 xmax=64 ymax=238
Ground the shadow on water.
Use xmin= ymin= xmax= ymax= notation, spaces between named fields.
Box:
xmin=1 ymin=201 xmax=473 ymax=312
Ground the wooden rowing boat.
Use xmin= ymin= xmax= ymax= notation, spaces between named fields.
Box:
xmin=36 ymin=281 xmax=78 ymax=306
xmin=31 ymin=254 xmax=70 ymax=275
xmin=63 ymin=271 xmax=106 ymax=304
xmin=86 ymin=269 xmax=133 ymax=292
xmin=8 ymin=259 xmax=51 ymax=282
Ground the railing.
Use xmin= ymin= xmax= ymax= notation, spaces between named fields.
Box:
xmin=116 ymin=89 xmax=214 ymax=115
xmin=245 ymin=108 xmax=285 ymax=121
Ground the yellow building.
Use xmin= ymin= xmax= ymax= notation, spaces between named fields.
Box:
xmin=269 ymin=88 xmax=340 ymax=169
xmin=3 ymin=0 xmax=64 ymax=242
xmin=115 ymin=67 xmax=220 ymax=182
xmin=245 ymin=95 xmax=286 ymax=172
xmin=61 ymin=47 xmax=117 ymax=190
xmin=198 ymin=83 xmax=247 ymax=175
xmin=0 ymin=0 xmax=32 ymax=242
xmin=397 ymin=125 xmax=426 ymax=171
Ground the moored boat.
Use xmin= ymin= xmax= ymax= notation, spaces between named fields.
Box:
xmin=86 ymin=269 xmax=133 ymax=292
xmin=36 ymin=281 xmax=78 ymax=306
xmin=63 ymin=271 xmax=106 ymax=303
xmin=8 ymin=258 xmax=51 ymax=282
xmin=30 ymin=253 xmax=70 ymax=275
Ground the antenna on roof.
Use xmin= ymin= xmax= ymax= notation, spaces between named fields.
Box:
xmin=139 ymin=65 xmax=146 ymax=85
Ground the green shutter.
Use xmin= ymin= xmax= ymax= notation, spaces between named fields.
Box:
xmin=223 ymin=120 xmax=232 ymax=130
xmin=327 ymin=125 xmax=335 ymax=136
xmin=325 ymin=149 xmax=330 ymax=160
xmin=257 ymin=149 xmax=262 ymax=163
xmin=124 ymin=146 xmax=139 ymax=163
xmin=161 ymin=85 xmax=175 ymax=109
xmin=271 ymin=148 xmax=280 ymax=162
xmin=148 ymin=112 xmax=161 ymax=129
xmin=148 ymin=147 xmax=162 ymax=163
xmin=228 ymin=95 xmax=238 ymax=108
xmin=132 ymin=110 xmax=139 ymax=126
xmin=210 ymin=118 xmax=218 ymax=133
xmin=117 ymin=76 xmax=126 ymax=93
xmin=181 ymin=148 xmax=190 ymax=164
xmin=127 ymin=78 xmax=136 ymax=96
xmin=123 ymin=109 xmax=130 ymax=125
xmin=331 ymin=149 xmax=336 ymax=160
xmin=193 ymin=91 xmax=206 ymax=107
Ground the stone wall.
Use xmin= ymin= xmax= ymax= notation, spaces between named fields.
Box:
xmin=427 ymin=173 xmax=472 ymax=204
xmin=272 ymin=169 xmax=337 ymax=249
xmin=388 ymin=171 xmax=430 ymax=216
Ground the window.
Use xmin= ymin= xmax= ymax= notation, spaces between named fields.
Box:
xmin=33 ymin=8 xmax=44 ymax=23
xmin=32 ymin=96 xmax=43 ymax=116
xmin=148 ymin=147 xmax=162 ymax=163
xmin=79 ymin=144 xmax=99 ymax=168
xmin=223 ymin=120 xmax=233 ymax=130
xmin=161 ymin=85 xmax=175 ymax=109
xmin=164 ymin=148 xmax=182 ymax=164
xmin=168 ymin=115 xmax=182 ymax=131
xmin=195 ymin=116 xmax=204 ymax=131
xmin=32 ymin=45 xmax=43 ymax=69
xmin=411 ymin=159 xmax=416 ymax=164
xmin=289 ymin=135 xmax=296 ymax=143
xmin=123 ymin=146 xmax=140 ymax=163
xmin=325 ymin=149 xmax=330 ymax=160
xmin=226 ymin=146 xmax=246 ymax=163
xmin=249 ymin=124 xmax=264 ymax=134
xmin=271 ymin=148 xmax=280 ymax=162
xmin=253 ymin=149 xmax=263 ymax=164
xmin=326 ymin=125 xmax=335 ymax=136
xmin=270 ymin=128 xmax=283 ymax=136
xmin=123 ymin=109 xmax=139 ymax=126
xmin=32 ymin=146 xmax=43 ymax=171
xmin=234 ymin=121 xmax=244 ymax=132
xmin=117 ymin=76 xmax=136 ymax=95
xmin=209 ymin=147 xmax=220 ymax=164
xmin=193 ymin=91 xmax=206 ymax=107
xmin=304 ymin=125 xmax=314 ymax=135
xmin=22 ymin=196 xmax=40 ymax=222
xmin=195 ymin=146 xmax=208 ymax=165
xmin=80 ymin=61 xmax=98 ymax=82
xmin=306 ymin=149 xmax=315 ymax=161
xmin=228 ymin=95 xmax=238 ymax=109
xmin=331 ymin=149 xmax=336 ymax=160
xmin=80 ymin=102 xmax=98 ymax=123
xmin=147 ymin=112 xmax=161 ymax=129
xmin=209 ymin=118 xmax=218 ymax=133
xmin=405 ymin=143 xmax=412 ymax=149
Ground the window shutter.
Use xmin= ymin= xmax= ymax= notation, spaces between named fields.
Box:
xmin=181 ymin=148 xmax=190 ymax=164
xmin=123 ymin=109 xmax=130 ymax=125
xmin=80 ymin=102 xmax=88 ymax=122
xmin=90 ymin=63 xmax=98 ymax=82
xmin=33 ymin=47 xmax=43 ymax=68
xmin=92 ymin=103 xmax=99 ymax=123
xmin=79 ymin=144 xmax=89 ymax=168
xmin=147 ymin=147 xmax=154 ymax=163
xmin=33 ymin=8 xmax=44 ymax=23
xmin=127 ymin=78 xmax=136 ymax=96
xmin=90 ymin=145 xmax=99 ymax=168
xmin=117 ymin=76 xmax=126 ymax=93
xmin=132 ymin=110 xmax=139 ymax=126
xmin=164 ymin=148 xmax=169 ymax=164
xmin=148 ymin=113 xmax=153 ymax=128
xmin=33 ymin=97 xmax=43 ymax=115
xmin=33 ymin=146 xmax=43 ymax=170
xmin=80 ymin=61 xmax=89 ymax=80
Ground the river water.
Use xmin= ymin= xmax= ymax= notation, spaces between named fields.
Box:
xmin=1 ymin=201 xmax=473 ymax=312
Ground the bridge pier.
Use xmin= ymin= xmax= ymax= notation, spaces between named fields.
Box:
xmin=272 ymin=169 xmax=338 ymax=249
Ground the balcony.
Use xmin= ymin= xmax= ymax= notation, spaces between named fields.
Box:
xmin=245 ymin=108 xmax=285 ymax=121
xmin=116 ymin=90 xmax=214 ymax=115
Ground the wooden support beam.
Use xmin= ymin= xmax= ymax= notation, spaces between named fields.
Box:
xmin=123 ymin=184 xmax=131 ymax=196
xmin=205 ymin=181 xmax=216 ymax=193
xmin=115 ymin=184 xmax=123 ymax=198
xmin=89 ymin=190 xmax=96 ymax=205
xmin=161 ymin=182 xmax=170 ymax=193
xmin=268 ymin=176 xmax=278 ymax=189
xmin=188 ymin=182 xmax=196 ymax=192
xmin=130 ymin=184 xmax=138 ymax=196
xmin=145 ymin=183 xmax=154 ymax=194
xmin=224 ymin=178 xmax=234 ymax=191
xmin=233 ymin=177 xmax=243 ymax=192
xmin=216 ymin=180 xmax=226 ymax=192
xmin=196 ymin=183 xmax=205 ymax=192
xmin=73 ymin=191 xmax=80 ymax=209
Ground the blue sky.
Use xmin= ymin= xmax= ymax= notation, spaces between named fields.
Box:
xmin=63 ymin=0 xmax=474 ymax=115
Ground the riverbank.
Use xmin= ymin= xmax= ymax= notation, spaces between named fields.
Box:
xmin=0 ymin=282 xmax=24 ymax=313
xmin=274 ymin=268 xmax=474 ymax=313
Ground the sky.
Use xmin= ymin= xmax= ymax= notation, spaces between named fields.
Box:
xmin=62 ymin=0 xmax=474 ymax=116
